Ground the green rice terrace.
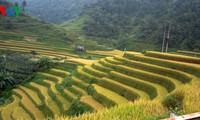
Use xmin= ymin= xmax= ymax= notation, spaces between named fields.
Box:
xmin=0 ymin=40 xmax=200 ymax=120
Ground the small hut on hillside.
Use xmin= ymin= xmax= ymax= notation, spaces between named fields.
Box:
xmin=75 ymin=45 xmax=85 ymax=53
xmin=24 ymin=36 xmax=37 ymax=42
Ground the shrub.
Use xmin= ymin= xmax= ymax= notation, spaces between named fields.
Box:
xmin=0 ymin=97 xmax=5 ymax=105
xmin=30 ymin=50 xmax=37 ymax=57
xmin=141 ymin=50 xmax=147 ymax=54
xmin=67 ymin=99 xmax=93 ymax=117
xmin=0 ymin=51 xmax=38 ymax=89
xmin=0 ymin=70 xmax=17 ymax=89
xmin=63 ymin=77 xmax=73 ymax=88
xmin=85 ymin=55 xmax=95 ymax=60
xmin=87 ymin=85 xmax=96 ymax=96
xmin=56 ymin=84 xmax=64 ymax=93
xmin=162 ymin=90 xmax=184 ymax=111
xmin=37 ymin=56 xmax=54 ymax=70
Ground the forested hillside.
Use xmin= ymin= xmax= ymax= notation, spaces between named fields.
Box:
xmin=8 ymin=0 xmax=97 ymax=23
xmin=66 ymin=0 xmax=200 ymax=51
xmin=0 ymin=0 xmax=72 ymax=47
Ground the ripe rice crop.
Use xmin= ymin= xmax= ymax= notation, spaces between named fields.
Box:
xmin=145 ymin=51 xmax=200 ymax=64
xmin=124 ymin=53 xmax=200 ymax=77
xmin=80 ymin=95 xmax=104 ymax=112
xmin=92 ymin=84 xmax=128 ymax=107
xmin=13 ymin=89 xmax=45 ymax=119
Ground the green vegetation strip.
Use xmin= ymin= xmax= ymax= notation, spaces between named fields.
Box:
xmin=124 ymin=53 xmax=200 ymax=77
xmin=145 ymin=51 xmax=200 ymax=64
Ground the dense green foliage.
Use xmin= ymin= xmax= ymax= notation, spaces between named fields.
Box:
xmin=0 ymin=50 xmax=37 ymax=89
xmin=67 ymin=99 xmax=93 ymax=117
xmin=0 ymin=50 xmax=59 ymax=107
xmin=72 ymin=0 xmax=200 ymax=51
xmin=162 ymin=91 xmax=184 ymax=111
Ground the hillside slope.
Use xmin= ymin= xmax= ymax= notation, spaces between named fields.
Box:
xmin=63 ymin=0 xmax=200 ymax=52
xmin=8 ymin=0 xmax=97 ymax=23
xmin=60 ymin=51 xmax=200 ymax=120
xmin=0 ymin=0 xmax=73 ymax=47
xmin=1 ymin=40 xmax=200 ymax=119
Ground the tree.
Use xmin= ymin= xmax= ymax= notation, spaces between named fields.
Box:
xmin=5 ymin=20 xmax=13 ymax=30
xmin=14 ymin=2 xmax=18 ymax=7
xmin=30 ymin=51 xmax=37 ymax=57
xmin=22 ymin=0 xmax=27 ymax=11
xmin=0 ymin=70 xmax=16 ymax=89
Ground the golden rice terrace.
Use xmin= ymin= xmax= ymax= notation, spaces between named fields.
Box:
xmin=0 ymin=41 xmax=200 ymax=119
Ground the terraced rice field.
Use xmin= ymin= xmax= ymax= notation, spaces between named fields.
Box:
xmin=86 ymin=50 xmax=124 ymax=56
xmin=0 ymin=67 xmax=86 ymax=119
xmin=1 ymin=40 xmax=200 ymax=119
xmin=0 ymin=40 xmax=78 ymax=58
xmin=71 ymin=51 xmax=199 ymax=110
xmin=177 ymin=50 xmax=200 ymax=57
